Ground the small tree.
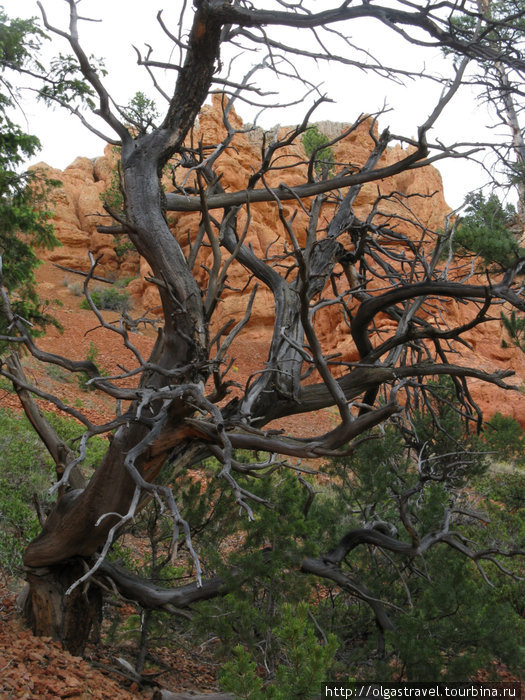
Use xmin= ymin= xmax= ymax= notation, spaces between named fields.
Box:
xmin=0 ymin=10 xmax=59 ymax=340
xmin=452 ymin=192 xmax=521 ymax=269
xmin=448 ymin=0 xmax=525 ymax=214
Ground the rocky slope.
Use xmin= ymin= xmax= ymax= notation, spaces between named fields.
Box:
xmin=31 ymin=95 xmax=525 ymax=425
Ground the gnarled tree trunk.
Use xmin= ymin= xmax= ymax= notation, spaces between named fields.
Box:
xmin=23 ymin=560 xmax=102 ymax=656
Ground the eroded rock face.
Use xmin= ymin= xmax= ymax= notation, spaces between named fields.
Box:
xmin=32 ymin=154 xmax=116 ymax=273
xmin=35 ymin=96 xmax=525 ymax=425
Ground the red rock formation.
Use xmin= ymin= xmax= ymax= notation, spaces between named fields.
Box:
xmin=34 ymin=95 xmax=525 ymax=425
xmin=31 ymin=148 xmax=139 ymax=278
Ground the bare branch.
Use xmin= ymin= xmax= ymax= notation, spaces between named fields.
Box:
xmin=37 ymin=0 xmax=129 ymax=141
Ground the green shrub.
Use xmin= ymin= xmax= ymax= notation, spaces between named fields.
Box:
xmin=302 ymin=125 xmax=335 ymax=179
xmin=114 ymin=275 xmax=137 ymax=288
xmin=385 ymin=548 xmax=524 ymax=681
xmin=219 ymin=603 xmax=338 ymax=699
xmin=80 ymin=286 xmax=132 ymax=312
xmin=501 ymin=310 xmax=525 ymax=353
xmin=0 ymin=408 xmax=55 ymax=576
xmin=113 ymin=234 xmax=135 ymax=260
xmin=321 ymin=381 xmax=524 ymax=681
xmin=46 ymin=363 xmax=70 ymax=382
xmin=219 ymin=645 xmax=265 ymax=699
xmin=482 ymin=412 xmax=525 ymax=465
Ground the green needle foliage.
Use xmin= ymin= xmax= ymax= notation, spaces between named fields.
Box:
xmin=452 ymin=192 xmax=521 ymax=270
xmin=323 ymin=381 xmax=525 ymax=681
xmin=122 ymin=386 xmax=522 ymax=686
xmin=120 ymin=91 xmax=159 ymax=135
xmin=482 ymin=411 xmax=525 ymax=466
xmin=219 ymin=603 xmax=338 ymax=699
xmin=501 ymin=310 xmax=525 ymax=353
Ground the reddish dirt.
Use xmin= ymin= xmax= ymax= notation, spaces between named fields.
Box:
xmin=0 ymin=585 xmax=224 ymax=698
xmin=0 ymin=591 xmax=142 ymax=699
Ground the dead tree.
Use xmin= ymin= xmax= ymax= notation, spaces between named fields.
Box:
xmin=1 ymin=0 xmax=524 ymax=656
xmin=454 ymin=0 xmax=525 ymax=214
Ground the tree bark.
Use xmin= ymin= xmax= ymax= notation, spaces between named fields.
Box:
xmin=23 ymin=560 xmax=102 ymax=656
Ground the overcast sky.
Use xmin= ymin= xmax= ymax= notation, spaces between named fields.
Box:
xmin=5 ymin=0 xmax=512 ymax=209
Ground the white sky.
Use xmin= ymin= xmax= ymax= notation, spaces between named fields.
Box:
xmin=4 ymin=0 xmax=514 ymax=209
